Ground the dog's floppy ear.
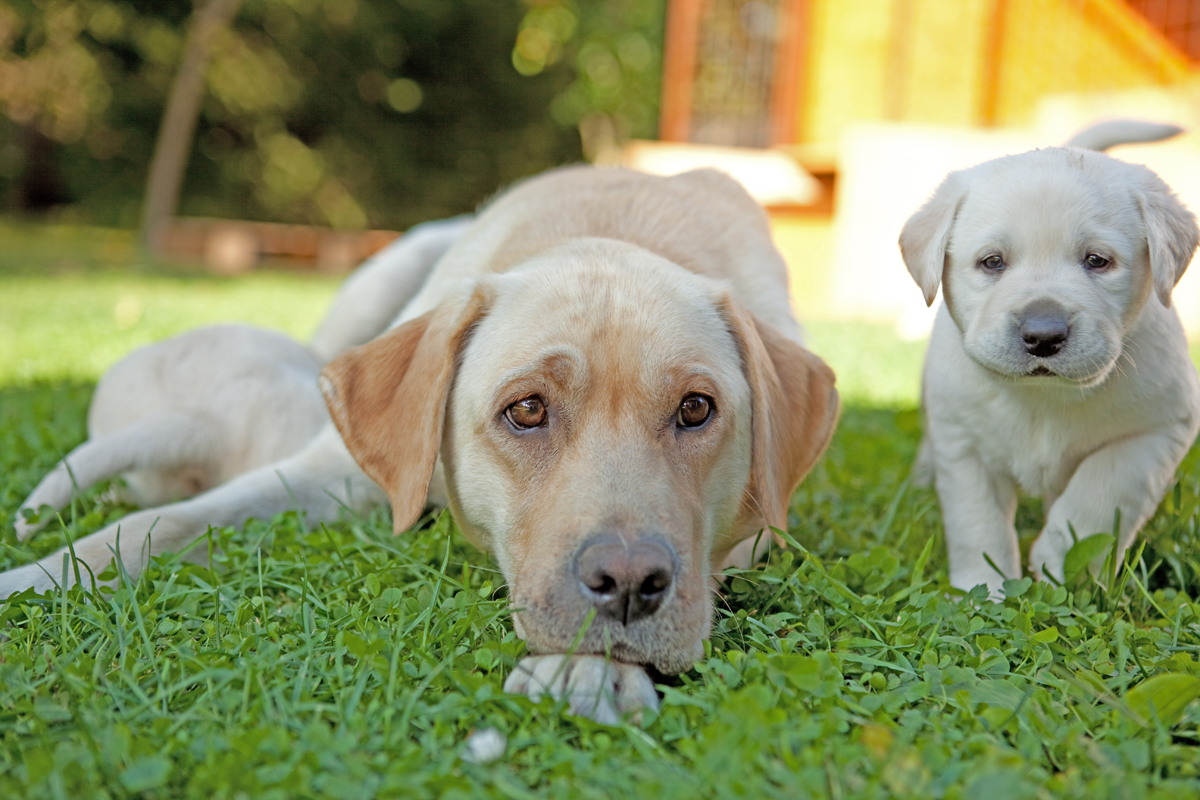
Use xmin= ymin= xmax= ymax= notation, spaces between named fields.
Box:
xmin=721 ymin=298 xmax=839 ymax=549
xmin=899 ymin=172 xmax=967 ymax=307
xmin=319 ymin=285 xmax=492 ymax=534
xmin=1135 ymin=171 xmax=1199 ymax=307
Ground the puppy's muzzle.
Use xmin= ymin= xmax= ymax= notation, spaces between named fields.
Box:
xmin=1019 ymin=300 xmax=1070 ymax=358
xmin=574 ymin=534 xmax=678 ymax=626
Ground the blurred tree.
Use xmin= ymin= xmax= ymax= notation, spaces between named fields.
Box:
xmin=141 ymin=0 xmax=242 ymax=254
xmin=0 ymin=0 xmax=665 ymax=231
xmin=513 ymin=0 xmax=666 ymax=159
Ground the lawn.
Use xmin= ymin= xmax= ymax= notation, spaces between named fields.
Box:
xmin=1 ymin=229 xmax=1200 ymax=798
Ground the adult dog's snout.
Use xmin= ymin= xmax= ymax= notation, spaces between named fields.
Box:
xmin=1018 ymin=300 xmax=1070 ymax=357
xmin=574 ymin=534 xmax=678 ymax=626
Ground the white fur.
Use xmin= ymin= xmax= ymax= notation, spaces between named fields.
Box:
xmin=15 ymin=325 xmax=328 ymax=540
xmin=901 ymin=141 xmax=1200 ymax=595
xmin=4 ymin=222 xmax=471 ymax=587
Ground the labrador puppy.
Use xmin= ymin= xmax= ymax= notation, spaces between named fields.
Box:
xmin=900 ymin=137 xmax=1200 ymax=595
xmin=14 ymin=217 xmax=472 ymax=541
xmin=14 ymin=325 xmax=328 ymax=539
xmin=2 ymin=167 xmax=838 ymax=724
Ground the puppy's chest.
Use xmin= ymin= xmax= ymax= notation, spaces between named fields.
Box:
xmin=993 ymin=425 xmax=1081 ymax=497
xmin=976 ymin=397 xmax=1129 ymax=496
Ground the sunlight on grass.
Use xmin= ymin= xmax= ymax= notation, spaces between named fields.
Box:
xmin=0 ymin=272 xmax=341 ymax=385
xmin=2 ymin=269 xmax=928 ymax=405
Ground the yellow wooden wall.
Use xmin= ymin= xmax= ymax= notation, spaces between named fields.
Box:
xmin=797 ymin=0 xmax=1190 ymax=148
xmin=992 ymin=0 xmax=1189 ymax=126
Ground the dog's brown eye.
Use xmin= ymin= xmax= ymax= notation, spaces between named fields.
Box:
xmin=1084 ymin=253 xmax=1110 ymax=270
xmin=677 ymin=394 xmax=712 ymax=428
xmin=980 ymin=255 xmax=1004 ymax=272
xmin=506 ymin=397 xmax=547 ymax=429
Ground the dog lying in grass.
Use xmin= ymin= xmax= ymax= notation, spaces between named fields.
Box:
xmin=14 ymin=218 xmax=472 ymax=539
xmin=14 ymin=326 xmax=328 ymax=540
xmin=3 ymin=167 xmax=838 ymax=724
xmin=900 ymin=121 xmax=1200 ymax=595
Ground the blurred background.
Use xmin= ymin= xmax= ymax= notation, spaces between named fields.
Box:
xmin=5 ymin=0 xmax=1200 ymax=403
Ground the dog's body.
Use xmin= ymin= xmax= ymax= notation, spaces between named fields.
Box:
xmin=3 ymin=167 xmax=838 ymax=723
xmin=14 ymin=216 xmax=474 ymax=541
xmin=901 ymin=141 xmax=1200 ymax=594
xmin=14 ymin=325 xmax=330 ymax=540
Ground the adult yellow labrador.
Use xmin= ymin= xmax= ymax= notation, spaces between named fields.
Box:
xmin=3 ymin=167 xmax=838 ymax=723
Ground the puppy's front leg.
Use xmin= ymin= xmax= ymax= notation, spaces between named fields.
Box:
xmin=504 ymin=655 xmax=659 ymax=725
xmin=1030 ymin=429 xmax=1192 ymax=583
xmin=934 ymin=451 xmax=1021 ymax=596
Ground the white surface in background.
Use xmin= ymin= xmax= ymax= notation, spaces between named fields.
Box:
xmin=831 ymin=123 xmax=1042 ymax=338
xmin=619 ymin=140 xmax=823 ymax=207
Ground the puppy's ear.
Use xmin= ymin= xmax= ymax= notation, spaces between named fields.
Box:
xmin=319 ymin=285 xmax=492 ymax=534
xmin=899 ymin=172 xmax=966 ymax=307
xmin=721 ymin=298 xmax=839 ymax=549
xmin=1136 ymin=172 xmax=1199 ymax=307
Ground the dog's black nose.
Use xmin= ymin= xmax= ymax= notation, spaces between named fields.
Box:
xmin=1019 ymin=302 xmax=1070 ymax=358
xmin=575 ymin=535 xmax=677 ymax=625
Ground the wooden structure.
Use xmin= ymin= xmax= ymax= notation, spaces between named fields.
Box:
xmin=660 ymin=0 xmax=1199 ymax=175
xmin=163 ymin=218 xmax=399 ymax=275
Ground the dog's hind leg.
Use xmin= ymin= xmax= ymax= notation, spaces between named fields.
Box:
xmin=1 ymin=425 xmax=385 ymax=598
xmin=15 ymin=412 xmax=221 ymax=541
xmin=309 ymin=216 xmax=473 ymax=362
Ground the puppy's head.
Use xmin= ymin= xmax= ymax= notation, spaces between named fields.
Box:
xmin=899 ymin=148 xmax=1198 ymax=386
xmin=321 ymin=239 xmax=837 ymax=674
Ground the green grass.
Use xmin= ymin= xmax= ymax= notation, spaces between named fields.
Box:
xmin=2 ymin=231 xmax=1200 ymax=797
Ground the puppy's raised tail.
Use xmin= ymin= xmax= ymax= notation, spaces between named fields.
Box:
xmin=14 ymin=413 xmax=218 ymax=541
xmin=1065 ymin=119 xmax=1184 ymax=152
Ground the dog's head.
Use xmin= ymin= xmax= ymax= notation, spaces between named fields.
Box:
xmin=899 ymin=147 xmax=1199 ymax=386
xmin=319 ymin=239 xmax=837 ymax=673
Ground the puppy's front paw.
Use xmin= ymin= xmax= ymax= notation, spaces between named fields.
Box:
xmin=504 ymin=654 xmax=659 ymax=725
xmin=1029 ymin=533 xmax=1068 ymax=585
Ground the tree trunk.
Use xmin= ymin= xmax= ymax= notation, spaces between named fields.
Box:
xmin=139 ymin=0 xmax=244 ymax=256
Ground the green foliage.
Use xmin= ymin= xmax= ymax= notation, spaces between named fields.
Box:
xmin=0 ymin=0 xmax=608 ymax=229
xmin=513 ymin=0 xmax=666 ymax=142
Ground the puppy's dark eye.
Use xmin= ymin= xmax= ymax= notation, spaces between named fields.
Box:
xmin=677 ymin=394 xmax=713 ymax=428
xmin=506 ymin=397 xmax=547 ymax=429
xmin=1084 ymin=253 xmax=1110 ymax=270
xmin=980 ymin=255 xmax=1005 ymax=272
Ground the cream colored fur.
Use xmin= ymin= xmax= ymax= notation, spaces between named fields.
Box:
xmin=901 ymin=141 xmax=1200 ymax=596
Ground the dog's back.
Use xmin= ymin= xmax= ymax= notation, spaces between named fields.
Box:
xmin=398 ymin=167 xmax=802 ymax=343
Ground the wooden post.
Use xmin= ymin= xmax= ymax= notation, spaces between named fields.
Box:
xmin=659 ymin=0 xmax=704 ymax=142
xmin=770 ymin=0 xmax=811 ymax=145
xmin=140 ymin=0 xmax=244 ymax=256
xmin=979 ymin=0 xmax=1008 ymax=127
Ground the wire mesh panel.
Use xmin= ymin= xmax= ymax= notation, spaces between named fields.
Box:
xmin=688 ymin=0 xmax=782 ymax=147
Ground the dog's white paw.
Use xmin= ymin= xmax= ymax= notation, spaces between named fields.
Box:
xmin=1029 ymin=532 xmax=1069 ymax=585
xmin=504 ymin=654 xmax=659 ymax=725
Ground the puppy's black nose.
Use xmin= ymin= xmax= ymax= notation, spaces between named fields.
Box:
xmin=575 ymin=535 xmax=677 ymax=626
xmin=1019 ymin=302 xmax=1070 ymax=358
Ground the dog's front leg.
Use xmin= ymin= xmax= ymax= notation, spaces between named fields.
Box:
xmin=504 ymin=654 xmax=659 ymax=725
xmin=1030 ymin=429 xmax=1192 ymax=583
xmin=934 ymin=450 xmax=1021 ymax=596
